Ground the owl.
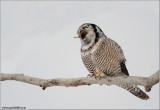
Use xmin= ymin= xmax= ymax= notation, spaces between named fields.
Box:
xmin=76 ymin=23 xmax=149 ymax=100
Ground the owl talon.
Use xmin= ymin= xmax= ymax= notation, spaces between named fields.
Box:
xmin=87 ymin=73 xmax=95 ymax=77
xmin=98 ymin=76 xmax=102 ymax=80
xmin=94 ymin=71 xmax=106 ymax=80
xmin=95 ymin=76 xmax=101 ymax=80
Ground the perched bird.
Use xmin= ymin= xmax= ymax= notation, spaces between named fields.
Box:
xmin=75 ymin=23 xmax=149 ymax=100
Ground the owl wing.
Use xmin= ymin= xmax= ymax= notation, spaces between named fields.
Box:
xmin=81 ymin=52 xmax=96 ymax=74
xmin=91 ymin=37 xmax=129 ymax=76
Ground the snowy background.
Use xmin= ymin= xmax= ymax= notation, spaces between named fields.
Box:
xmin=1 ymin=1 xmax=159 ymax=109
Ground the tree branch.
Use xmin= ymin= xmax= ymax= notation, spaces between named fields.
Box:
xmin=1 ymin=70 xmax=159 ymax=92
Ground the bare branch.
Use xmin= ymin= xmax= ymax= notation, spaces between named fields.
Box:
xmin=1 ymin=70 xmax=159 ymax=92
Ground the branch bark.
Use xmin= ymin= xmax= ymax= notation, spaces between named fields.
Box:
xmin=1 ymin=70 xmax=159 ymax=92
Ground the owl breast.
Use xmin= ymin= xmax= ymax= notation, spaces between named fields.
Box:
xmin=81 ymin=37 xmax=128 ymax=76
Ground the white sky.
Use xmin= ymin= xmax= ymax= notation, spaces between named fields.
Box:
xmin=1 ymin=1 xmax=159 ymax=109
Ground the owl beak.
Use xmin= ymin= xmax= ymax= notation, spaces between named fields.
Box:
xmin=77 ymin=29 xmax=81 ymax=35
xmin=79 ymin=30 xmax=87 ymax=39
xmin=74 ymin=29 xmax=87 ymax=39
xmin=74 ymin=30 xmax=82 ymax=39
xmin=78 ymin=30 xmax=81 ymax=35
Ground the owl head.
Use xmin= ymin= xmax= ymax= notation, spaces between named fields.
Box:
xmin=77 ymin=23 xmax=105 ymax=50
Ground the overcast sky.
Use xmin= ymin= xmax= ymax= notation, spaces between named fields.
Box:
xmin=1 ymin=1 xmax=159 ymax=109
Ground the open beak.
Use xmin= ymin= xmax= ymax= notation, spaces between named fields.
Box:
xmin=74 ymin=29 xmax=81 ymax=39
xmin=74 ymin=29 xmax=87 ymax=39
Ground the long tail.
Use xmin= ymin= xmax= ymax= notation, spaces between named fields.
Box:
xmin=121 ymin=84 xmax=149 ymax=100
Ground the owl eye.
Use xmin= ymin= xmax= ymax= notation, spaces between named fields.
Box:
xmin=84 ymin=25 xmax=89 ymax=28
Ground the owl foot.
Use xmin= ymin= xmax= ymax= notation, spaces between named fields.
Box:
xmin=87 ymin=72 xmax=106 ymax=80
xmin=94 ymin=72 xmax=106 ymax=80
xmin=87 ymin=73 xmax=96 ymax=77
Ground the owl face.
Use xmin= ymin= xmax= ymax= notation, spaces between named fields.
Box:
xmin=77 ymin=23 xmax=104 ymax=48
xmin=77 ymin=23 xmax=97 ymax=45
xmin=77 ymin=23 xmax=94 ymax=39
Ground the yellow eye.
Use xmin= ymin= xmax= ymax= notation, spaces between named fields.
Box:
xmin=85 ymin=26 xmax=89 ymax=28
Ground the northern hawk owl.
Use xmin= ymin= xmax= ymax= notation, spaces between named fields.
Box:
xmin=75 ymin=23 xmax=149 ymax=100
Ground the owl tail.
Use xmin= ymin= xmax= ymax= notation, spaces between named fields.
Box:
xmin=121 ymin=84 xmax=149 ymax=100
